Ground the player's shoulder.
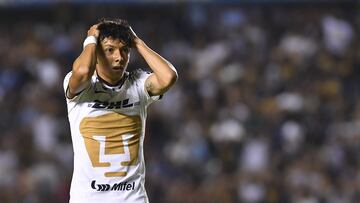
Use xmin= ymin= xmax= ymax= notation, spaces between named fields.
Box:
xmin=64 ymin=71 xmax=72 ymax=81
xmin=128 ymin=68 xmax=151 ymax=84
xmin=63 ymin=71 xmax=72 ymax=90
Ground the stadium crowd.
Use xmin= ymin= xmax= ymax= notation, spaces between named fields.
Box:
xmin=0 ymin=2 xmax=359 ymax=203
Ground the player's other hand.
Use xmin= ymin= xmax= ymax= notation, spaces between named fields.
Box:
xmin=87 ymin=24 xmax=100 ymax=38
xmin=128 ymin=26 xmax=142 ymax=48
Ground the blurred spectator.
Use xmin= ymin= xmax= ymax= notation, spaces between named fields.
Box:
xmin=0 ymin=2 xmax=359 ymax=203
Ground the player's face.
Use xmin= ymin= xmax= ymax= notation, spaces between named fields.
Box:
xmin=97 ymin=37 xmax=130 ymax=79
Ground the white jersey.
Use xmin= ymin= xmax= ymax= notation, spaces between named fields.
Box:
xmin=63 ymin=69 xmax=160 ymax=203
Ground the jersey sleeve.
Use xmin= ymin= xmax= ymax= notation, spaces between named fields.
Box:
xmin=63 ymin=71 xmax=90 ymax=102
xmin=135 ymin=69 xmax=162 ymax=106
xmin=63 ymin=71 xmax=73 ymax=100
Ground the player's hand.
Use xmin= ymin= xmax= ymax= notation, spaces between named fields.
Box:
xmin=87 ymin=24 xmax=99 ymax=38
xmin=129 ymin=26 xmax=138 ymax=39
xmin=128 ymin=26 xmax=142 ymax=48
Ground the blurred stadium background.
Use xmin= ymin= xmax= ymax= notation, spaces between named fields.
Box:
xmin=0 ymin=0 xmax=359 ymax=202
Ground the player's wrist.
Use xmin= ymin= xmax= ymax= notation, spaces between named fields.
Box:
xmin=83 ymin=36 xmax=98 ymax=49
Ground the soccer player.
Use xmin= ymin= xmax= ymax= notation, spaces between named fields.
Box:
xmin=63 ymin=19 xmax=178 ymax=203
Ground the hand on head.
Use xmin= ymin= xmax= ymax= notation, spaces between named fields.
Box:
xmin=88 ymin=24 xmax=100 ymax=38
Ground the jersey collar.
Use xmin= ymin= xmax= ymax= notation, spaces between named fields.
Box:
xmin=96 ymin=72 xmax=128 ymax=91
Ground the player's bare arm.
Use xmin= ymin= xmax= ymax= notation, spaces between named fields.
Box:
xmin=130 ymin=28 xmax=178 ymax=96
xmin=68 ymin=24 xmax=99 ymax=98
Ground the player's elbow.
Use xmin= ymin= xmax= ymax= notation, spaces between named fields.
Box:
xmin=72 ymin=65 xmax=93 ymax=83
xmin=161 ymin=69 xmax=178 ymax=88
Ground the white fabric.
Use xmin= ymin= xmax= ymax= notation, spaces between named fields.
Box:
xmin=63 ymin=69 xmax=159 ymax=203
xmin=83 ymin=36 xmax=98 ymax=48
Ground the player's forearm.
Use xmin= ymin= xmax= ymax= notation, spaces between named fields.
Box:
xmin=72 ymin=44 xmax=97 ymax=83
xmin=136 ymin=39 xmax=178 ymax=87
xmin=72 ymin=24 xmax=99 ymax=82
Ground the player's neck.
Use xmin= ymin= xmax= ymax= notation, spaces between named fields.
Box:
xmin=96 ymin=70 xmax=126 ymax=87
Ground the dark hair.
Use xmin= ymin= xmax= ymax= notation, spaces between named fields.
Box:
xmin=97 ymin=18 xmax=133 ymax=47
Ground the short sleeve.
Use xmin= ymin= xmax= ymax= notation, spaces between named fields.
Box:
xmin=63 ymin=71 xmax=73 ymax=100
xmin=63 ymin=71 xmax=88 ymax=102
xmin=135 ymin=70 xmax=162 ymax=106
